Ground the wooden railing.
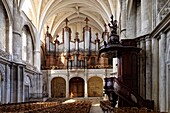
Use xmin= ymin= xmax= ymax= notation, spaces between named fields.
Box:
xmin=100 ymin=101 xmax=160 ymax=113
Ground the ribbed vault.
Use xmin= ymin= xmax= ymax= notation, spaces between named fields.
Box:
xmin=19 ymin=0 xmax=120 ymax=40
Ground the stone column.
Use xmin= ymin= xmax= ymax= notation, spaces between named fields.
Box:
xmin=141 ymin=0 xmax=152 ymax=35
xmin=1 ymin=68 xmax=5 ymax=104
xmin=48 ymin=73 xmax=51 ymax=97
xmin=6 ymin=65 xmax=11 ymax=103
xmin=159 ymin=32 xmax=166 ymax=112
xmin=152 ymin=38 xmax=159 ymax=111
xmin=145 ymin=36 xmax=152 ymax=100
xmin=84 ymin=72 xmax=88 ymax=98
xmin=12 ymin=1 xmax=22 ymax=62
xmin=13 ymin=66 xmax=18 ymax=103
xmin=66 ymin=75 xmax=69 ymax=98
xmin=139 ymin=38 xmax=146 ymax=98
xmin=17 ymin=66 xmax=21 ymax=102
xmin=10 ymin=64 xmax=14 ymax=103
xmin=126 ymin=1 xmax=136 ymax=38
xmin=120 ymin=0 xmax=127 ymax=39
xmin=34 ymin=33 xmax=41 ymax=71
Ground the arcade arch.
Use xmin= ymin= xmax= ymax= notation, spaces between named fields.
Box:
xmin=69 ymin=77 xmax=84 ymax=97
xmin=88 ymin=76 xmax=103 ymax=97
xmin=51 ymin=77 xmax=66 ymax=98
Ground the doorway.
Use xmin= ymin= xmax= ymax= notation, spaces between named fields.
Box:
xmin=88 ymin=76 xmax=103 ymax=97
xmin=69 ymin=77 xmax=84 ymax=97
xmin=51 ymin=77 xmax=66 ymax=98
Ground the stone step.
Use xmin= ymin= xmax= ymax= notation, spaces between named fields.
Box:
xmin=45 ymin=97 xmax=104 ymax=104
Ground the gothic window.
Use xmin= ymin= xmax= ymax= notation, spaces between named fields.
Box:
xmin=0 ymin=1 xmax=8 ymax=52
xmin=22 ymin=29 xmax=27 ymax=61
xmin=22 ymin=26 xmax=34 ymax=65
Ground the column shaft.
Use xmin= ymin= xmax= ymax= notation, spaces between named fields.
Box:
xmin=13 ymin=5 xmax=22 ymax=62
xmin=152 ymin=38 xmax=159 ymax=111
xmin=10 ymin=65 xmax=14 ymax=103
xmin=145 ymin=36 xmax=152 ymax=99
xmin=66 ymin=75 xmax=69 ymax=98
xmin=139 ymin=38 xmax=146 ymax=98
xmin=141 ymin=0 xmax=152 ymax=34
xmin=120 ymin=0 xmax=126 ymax=39
xmin=84 ymin=72 xmax=88 ymax=98
xmin=6 ymin=65 xmax=11 ymax=103
xmin=159 ymin=32 xmax=166 ymax=112
xmin=17 ymin=66 xmax=21 ymax=102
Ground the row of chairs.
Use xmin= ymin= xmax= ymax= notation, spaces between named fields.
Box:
xmin=0 ymin=101 xmax=58 ymax=112
xmin=100 ymin=100 xmax=168 ymax=113
xmin=28 ymin=100 xmax=92 ymax=113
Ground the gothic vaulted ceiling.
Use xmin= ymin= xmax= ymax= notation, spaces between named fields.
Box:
xmin=19 ymin=0 xmax=120 ymax=39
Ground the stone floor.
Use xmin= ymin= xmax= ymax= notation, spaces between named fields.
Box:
xmin=46 ymin=97 xmax=104 ymax=113
xmin=90 ymin=103 xmax=103 ymax=113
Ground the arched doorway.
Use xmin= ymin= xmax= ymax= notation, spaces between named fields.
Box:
xmin=24 ymin=75 xmax=31 ymax=101
xmin=51 ymin=77 xmax=66 ymax=98
xmin=69 ymin=77 xmax=84 ymax=97
xmin=88 ymin=76 xmax=103 ymax=97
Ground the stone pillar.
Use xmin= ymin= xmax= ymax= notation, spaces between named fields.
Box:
xmin=84 ymin=72 xmax=88 ymax=98
xmin=159 ymin=32 xmax=166 ymax=112
xmin=66 ymin=75 xmax=69 ymax=98
xmin=145 ymin=36 xmax=152 ymax=100
xmin=126 ymin=1 xmax=136 ymax=38
xmin=120 ymin=0 xmax=126 ymax=39
xmin=152 ymin=38 xmax=159 ymax=111
xmin=17 ymin=66 xmax=24 ymax=102
xmin=48 ymin=74 xmax=51 ymax=98
xmin=13 ymin=66 xmax=17 ymax=103
xmin=12 ymin=1 xmax=22 ymax=62
xmin=17 ymin=66 xmax=21 ymax=102
xmin=141 ymin=0 xmax=152 ymax=35
xmin=10 ymin=64 xmax=14 ymax=103
xmin=34 ymin=33 xmax=41 ymax=71
xmin=1 ymin=68 xmax=5 ymax=104
xmin=139 ymin=38 xmax=146 ymax=98
xmin=6 ymin=65 xmax=11 ymax=103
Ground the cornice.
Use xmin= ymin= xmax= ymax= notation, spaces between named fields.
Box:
xmin=151 ymin=12 xmax=170 ymax=39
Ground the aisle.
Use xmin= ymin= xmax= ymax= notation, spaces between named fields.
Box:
xmin=90 ymin=103 xmax=103 ymax=113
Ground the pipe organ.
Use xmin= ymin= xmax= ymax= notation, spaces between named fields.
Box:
xmin=63 ymin=18 xmax=71 ymax=57
xmin=42 ymin=18 xmax=113 ymax=70
xmin=84 ymin=17 xmax=91 ymax=56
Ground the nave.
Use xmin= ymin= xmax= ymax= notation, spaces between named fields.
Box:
xmin=0 ymin=97 xmax=168 ymax=113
